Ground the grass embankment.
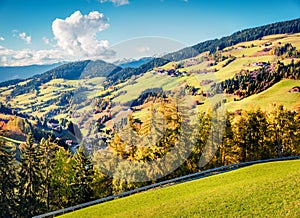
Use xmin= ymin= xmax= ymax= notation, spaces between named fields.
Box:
xmin=60 ymin=160 xmax=300 ymax=218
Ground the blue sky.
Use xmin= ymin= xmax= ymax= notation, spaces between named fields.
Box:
xmin=0 ymin=0 xmax=299 ymax=66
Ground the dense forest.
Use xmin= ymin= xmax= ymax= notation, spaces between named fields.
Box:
xmin=1 ymin=104 xmax=299 ymax=217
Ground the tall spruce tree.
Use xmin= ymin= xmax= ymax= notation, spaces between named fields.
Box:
xmin=49 ymin=148 xmax=75 ymax=210
xmin=18 ymin=133 xmax=45 ymax=217
xmin=72 ymin=145 xmax=94 ymax=204
xmin=0 ymin=140 xmax=19 ymax=218
xmin=39 ymin=138 xmax=59 ymax=211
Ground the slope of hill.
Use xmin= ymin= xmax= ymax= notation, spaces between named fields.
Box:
xmin=226 ymin=79 xmax=300 ymax=112
xmin=60 ymin=160 xmax=300 ymax=218
xmin=165 ymin=17 xmax=300 ymax=62
xmin=81 ymin=60 xmax=122 ymax=78
xmin=106 ymin=17 xmax=300 ymax=85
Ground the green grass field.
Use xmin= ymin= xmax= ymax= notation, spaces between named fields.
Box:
xmin=60 ymin=160 xmax=300 ymax=218
xmin=226 ymin=79 xmax=300 ymax=112
xmin=113 ymin=72 xmax=180 ymax=103
xmin=215 ymin=55 xmax=276 ymax=81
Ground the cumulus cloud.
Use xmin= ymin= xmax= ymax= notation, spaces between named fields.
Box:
xmin=42 ymin=37 xmax=50 ymax=45
xmin=0 ymin=47 xmax=68 ymax=66
xmin=52 ymin=10 xmax=114 ymax=59
xmin=1 ymin=56 xmax=8 ymax=65
xmin=0 ymin=37 xmax=5 ymax=41
xmin=19 ymin=32 xmax=31 ymax=44
xmin=98 ymin=0 xmax=129 ymax=6
xmin=0 ymin=43 xmax=69 ymax=66
xmin=1 ymin=11 xmax=115 ymax=66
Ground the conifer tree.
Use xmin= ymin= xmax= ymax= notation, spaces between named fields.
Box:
xmin=49 ymin=148 xmax=75 ymax=210
xmin=0 ymin=140 xmax=19 ymax=218
xmin=72 ymin=145 xmax=94 ymax=204
xmin=18 ymin=133 xmax=45 ymax=217
xmin=268 ymin=105 xmax=299 ymax=157
xmin=39 ymin=138 xmax=59 ymax=211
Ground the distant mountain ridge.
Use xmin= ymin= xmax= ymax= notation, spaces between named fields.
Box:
xmin=0 ymin=62 xmax=63 ymax=83
xmin=114 ymin=57 xmax=154 ymax=68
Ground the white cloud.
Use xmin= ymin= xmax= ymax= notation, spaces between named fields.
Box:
xmin=98 ymin=0 xmax=129 ymax=6
xmin=18 ymin=32 xmax=31 ymax=44
xmin=42 ymin=37 xmax=50 ymax=45
xmin=0 ymin=11 xmax=116 ymax=66
xmin=0 ymin=37 xmax=5 ymax=41
xmin=0 ymin=46 xmax=68 ymax=66
xmin=52 ymin=10 xmax=114 ymax=59
xmin=1 ymin=56 xmax=8 ymax=65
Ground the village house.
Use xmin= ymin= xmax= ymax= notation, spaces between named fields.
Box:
xmin=237 ymin=45 xmax=246 ymax=50
xmin=290 ymin=86 xmax=300 ymax=93
xmin=65 ymin=140 xmax=73 ymax=146
xmin=252 ymin=62 xmax=269 ymax=67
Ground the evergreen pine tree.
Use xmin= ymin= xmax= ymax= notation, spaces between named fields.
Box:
xmin=72 ymin=145 xmax=94 ymax=204
xmin=49 ymin=148 xmax=75 ymax=210
xmin=39 ymin=138 xmax=59 ymax=211
xmin=18 ymin=133 xmax=45 ymax=217
xmin=0 ymin=140 xmax=19 ymax=218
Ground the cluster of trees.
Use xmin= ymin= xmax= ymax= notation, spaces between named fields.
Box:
xmin=211 ymin=59 xmax=300 ymax=98
xmin=130 ymin=88 xmax=165 ymax=107
xmin=271 ymin=43 xmax=300 ymax=57
xmin=1 ymin=103 xmax=299 ymax=217
xmin=105 ymin=104 xmax=300 ymax=183
xmin=0 ymin=135 xmax=100 ymax=217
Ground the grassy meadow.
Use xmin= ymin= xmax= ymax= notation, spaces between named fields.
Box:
xmin=60 ymin=160 xmax=300 ymax=218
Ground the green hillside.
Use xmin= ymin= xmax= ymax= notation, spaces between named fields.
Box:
xmin=60 ymin=160 xmax=300 ymax=218
xmin=226 ymin=79 xmax=300 ymax=111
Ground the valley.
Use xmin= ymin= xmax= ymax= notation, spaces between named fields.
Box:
xmin=1 ymin=32 xmax=300 ymax=147
xmin=0 ymin=17 xmax=299 ymax=217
